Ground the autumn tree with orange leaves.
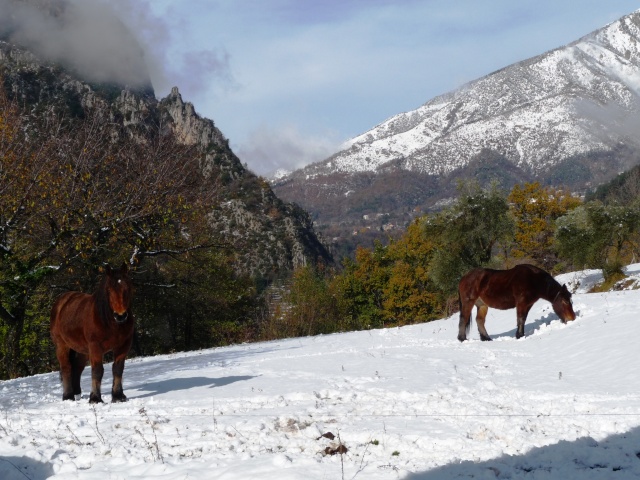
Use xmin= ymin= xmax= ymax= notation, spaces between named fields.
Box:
xmin=508 ymin=182 xmax=581 ymax=270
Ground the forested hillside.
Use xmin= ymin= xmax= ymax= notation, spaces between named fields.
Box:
xmin=264 ymin=180 xmax=640 ymax=339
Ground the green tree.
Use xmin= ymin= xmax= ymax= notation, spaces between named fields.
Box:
xmin=426 ymin=182 xmax=514 ymax=294
xmin=260 ymin=265 xmax=344 ymax=339
xmin=134 ymin=251 xmax=257 ymax=354
xmin=337 ymin=244 xmax=391 ymax=329
xmin=555 ymin=202 xmax=640 ymax=280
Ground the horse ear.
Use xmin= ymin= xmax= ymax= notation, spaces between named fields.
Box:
xmin=105 ymin=264 xmax=112 ymax=275
xmin=121 ymin=262 xmax=129 ymax=274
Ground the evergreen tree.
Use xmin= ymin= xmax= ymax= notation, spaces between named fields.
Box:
xmin=555 ymin=202 xmax=640 ymax=280
xmin=426 ymin=182 xmax=514 ymax=294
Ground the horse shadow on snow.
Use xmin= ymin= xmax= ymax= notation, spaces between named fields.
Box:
xmin=130 ymin=375 xmax=255 ymax=399
xmin=490 ymin=309 xmax=570 ymax=341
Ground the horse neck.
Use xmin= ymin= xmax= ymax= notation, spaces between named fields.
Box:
xmin=542 ymin=276 xmax=562 ymax=303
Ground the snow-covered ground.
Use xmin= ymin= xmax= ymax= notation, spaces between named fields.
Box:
xmin=1 ymin=265 xmax=640 ymax=479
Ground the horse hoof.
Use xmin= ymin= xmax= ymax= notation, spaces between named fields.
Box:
xmin=111 ymin=395 xmax=128 ymax=403
xmin=457 ymin=335 xmax=467 ymax=342
xmin=62 ymin=394 xmax=75 ymax=401
xmin=89 ymin=395 xmax=104 ymax=404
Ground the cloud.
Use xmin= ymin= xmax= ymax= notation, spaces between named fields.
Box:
xmin=235 ymin=125 xmax=342 ymax=176
xmin=0 ymin=0 xmax=151 ymax=87
xmin=575 ymin=97 xmax=640 ymax=142
xmin=0 ymin=0 xmax=236 ymax=99
xmin=106 ymin=0 xmax=238 ymax=99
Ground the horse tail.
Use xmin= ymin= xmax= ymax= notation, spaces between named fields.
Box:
xmin=464 ymin=305 xmax=471 ymax=338
xmin=457 ymin=284 xmax=472 ymax=342
xmin=58 ymin=349 xmax=76 ymax=382
xmin=458 ymin=290 xmax=471 ymax=331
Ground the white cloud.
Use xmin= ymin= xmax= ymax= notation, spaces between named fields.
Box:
xmin=0 ymin=0 xmax=150 ymax=87
xmin=235 ymin=125 xmax=342 ymax=176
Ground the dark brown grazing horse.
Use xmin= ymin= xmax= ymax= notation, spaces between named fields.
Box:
xmin=458 ymin=264 xmax=576 ymax=342
xmin=50 ymin=263 xmax=134 ymax=403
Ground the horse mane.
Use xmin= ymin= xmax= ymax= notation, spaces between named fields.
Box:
xmin=540 ymin=268 xmax=562 ymax=301
xmin=93 ymin=274 xmax=114 ymax=325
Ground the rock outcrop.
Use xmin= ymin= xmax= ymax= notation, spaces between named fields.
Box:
xmin=0 ymin=23 xmax=331 ymax=277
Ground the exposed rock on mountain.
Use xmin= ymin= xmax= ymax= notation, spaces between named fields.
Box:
xmin=273 ymin=10 xmax=640 ymax=238
xmin=0 ymin=2 xmax=331 ymax=277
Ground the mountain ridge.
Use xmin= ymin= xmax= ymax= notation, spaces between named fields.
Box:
xmin=273 ymin=9 xmax=640 ymax=247
xmin=0 ymin=1 xmax=331 ymax=277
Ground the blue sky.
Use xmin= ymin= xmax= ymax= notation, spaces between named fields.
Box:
xmin=128 ymin=1 xmax=640 ymax=175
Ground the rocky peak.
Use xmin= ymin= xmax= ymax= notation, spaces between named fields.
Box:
xmin=161 ymin=86 xmax=227 ymax=149
xmin=1 ymin=43 xmax=332 ymax=278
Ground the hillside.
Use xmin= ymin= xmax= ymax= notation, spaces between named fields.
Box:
xmin=273 ymin=9 xmax=640 ymax=253
xmin=0 ymin=0 xmax=331 ymax=277
xmin=587 ymin=163 xmax=640 ymax=204
xmin=0 ymin=265 xmax=639 ymax=478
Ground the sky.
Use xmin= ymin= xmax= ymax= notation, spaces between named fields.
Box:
xmin=7 ymin=1 xmax=640 ymax=175
xmin=1 ymin=265 xmax=640 ymax=478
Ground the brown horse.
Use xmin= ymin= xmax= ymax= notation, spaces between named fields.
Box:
xmin=457 ymin=264 xmax=576 ymax=342
xmin=50 ymin=263 xmax=134 ymax=403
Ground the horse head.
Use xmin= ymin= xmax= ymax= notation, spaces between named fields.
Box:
xmin=552 ymin=284 xmax=576 ymax=323
xmin=105 ymin=263 xmax=133 ymax=324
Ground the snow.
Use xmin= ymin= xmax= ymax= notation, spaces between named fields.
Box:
xmin=287 ymin=10 xmax=640 ymax=181
xmin=269 ymin=168 xmax=292 ymax=181
xmin=1 ymin=265 xmax=640 ymax=479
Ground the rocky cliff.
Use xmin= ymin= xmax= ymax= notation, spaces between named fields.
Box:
xmin=0 ymin=10 xmax=331 ymax=278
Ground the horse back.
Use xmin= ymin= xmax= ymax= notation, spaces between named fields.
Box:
xmin=460 ymin=265 xmax=545 ymax=310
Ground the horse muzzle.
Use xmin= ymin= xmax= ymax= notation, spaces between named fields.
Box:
xmin=114 ymin=312 xmax=129 ymax=324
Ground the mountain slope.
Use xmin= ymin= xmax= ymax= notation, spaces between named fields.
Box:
xmin=0 ymin=1 xmax=331 ymax=277
xmin=0 ymin=265 xmax=639 ymax=478
xmin=274 ymin=10 xmax=640 ymax=238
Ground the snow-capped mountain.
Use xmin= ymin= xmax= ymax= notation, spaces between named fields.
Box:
xmin=273 ymin=10 xmax=640 ymax=230
xmin=311 ymin=10 xmax=640 ymax=177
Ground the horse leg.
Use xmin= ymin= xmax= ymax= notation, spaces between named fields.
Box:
xmin=88 ymin=350 xmax=104 ymax=404
xmin=111 ymin=348 xmax=130 ymax=403
xmin=457 ymin=300 xmax=474 ymax=342
xmin=475 ymin=301 xmax=492 ymax=341
xmin=55 ymin=344 xmax=75 ymax=401
xmin=71 ymin=352 xmax=87 ymax=400
xmin=515 ymin=304 xmax=533 ymax=339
